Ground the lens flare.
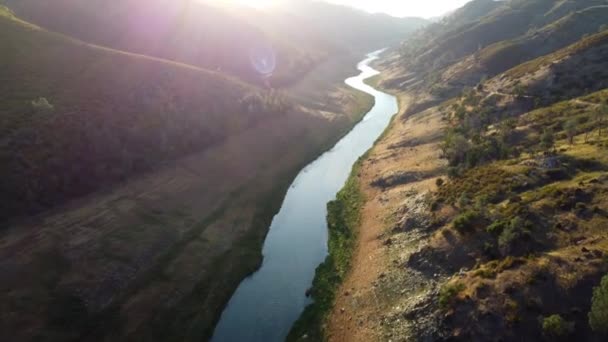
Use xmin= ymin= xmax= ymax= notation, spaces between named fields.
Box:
xmin=249 ymin=44 xmax=276 ymax=76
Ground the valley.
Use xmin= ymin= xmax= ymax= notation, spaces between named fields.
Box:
xmin=0 ymin=2 xmax=423 ymax=341
xmin=2 ymin=0 xmax=608 ymax=341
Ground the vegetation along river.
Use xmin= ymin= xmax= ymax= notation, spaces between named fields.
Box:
xmin=211 ymin=50 xmax=398 ymax=342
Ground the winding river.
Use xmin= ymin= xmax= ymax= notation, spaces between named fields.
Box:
xmin=211 ymin=50 xmax=398 ymax=342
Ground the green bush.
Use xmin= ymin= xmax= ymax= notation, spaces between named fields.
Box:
xmin=486 ymin=220 xmax=507 ymax=235
xmin=540 ymin=129 xmax=555 ymax=152
xmin=31 ymin=97 xmax=54 ymax=113
xmin=498 ymin=217 xmax=531 ymax=253
xmin=542 ymin=314 xmax=573 ymax=338
xmin=458 ymin=192 xmax=471 ymax=208
xmin=439 ymin=282 xmax=465 ymax=308
xmin=589 ymin=274 xmax=608 ymax=333
xmin=453 ymin=210 xmax=480 ymax=234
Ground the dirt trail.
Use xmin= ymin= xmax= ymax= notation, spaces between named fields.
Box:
xmin=326 ymin=93 xmax=447 ymax=341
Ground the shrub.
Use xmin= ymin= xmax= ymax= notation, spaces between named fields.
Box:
xmin=564 ymin=120 xmax=577 ymax=145
xmin=482 ymin=242 xmax=498 ymax=258
xmin=542 ymin=314 xmax=573 ymax=338
xmin=486 ymin=220 xmax=507 ymax=235
xmin=31 ymin=97 xmax=54 ymax=113
xmin=498 ymin=217 xmax=531 ymax=254
xmin=474 ymin=194 xmax=490 ymax=212
xmin=474 ymin=267 xmax=496 ymax=279
xmin=239 ymin=90 xmax=291 ymax=115
xmin=458 ymin=192 xmax=471 ymax=208
xmin=439 ymin=282 xmax=465 ymax=308
xmin=448 ymin=166 xmax=460 ymax=178
xmin=540 ymin=129 xmax=555 ymax=152
xmin=589 ymin=274 xmax=608 ymax=333
xmin=453 ymin=210 xmax=480 ymax=234
xmin=430 ymin=199 xmax=441 ymax=212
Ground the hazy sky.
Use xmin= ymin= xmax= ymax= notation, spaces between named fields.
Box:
xmin=325 ymin=0 xmax=473 ymax=18
xmin=214 ymin=0 xmax=474 ymax=18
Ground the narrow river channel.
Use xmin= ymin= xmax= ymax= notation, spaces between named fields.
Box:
xmin=211 ymin=50 xmax=398 ymax=342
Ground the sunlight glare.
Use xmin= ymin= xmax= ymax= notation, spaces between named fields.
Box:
xmin=214 ymin=0 xmax=279 ymax=9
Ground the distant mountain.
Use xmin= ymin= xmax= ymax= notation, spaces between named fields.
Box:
xmin=276 ymin=0 xmax=428 ymax=52
xmin=4 ymin=0 xmax=427 ymax=86
xmin=3 ymin=0 xmax=318 ymax=86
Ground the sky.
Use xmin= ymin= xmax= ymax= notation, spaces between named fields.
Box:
xmin=213 ymin=0 xmax=473 ymax=19
xmin=324 ymin=0 xmax=473 ymax=18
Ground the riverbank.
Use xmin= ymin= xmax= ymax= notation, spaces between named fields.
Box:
xmin=286 ymin=63 xmax=409 ymax=341
xmin=323 ymin=88 xmax=448 ymax=341
xmin=287 ymin=153 xmax=366 ymax=341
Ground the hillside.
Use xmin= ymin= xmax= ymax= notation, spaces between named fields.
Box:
xmin=3 ymin=0 xmax=426 ymax=87
xmin=3 ymin=0 xmax=318 ymax=86
xmin=0 ymin=4 xmax=381 ymax=341
xmin=0 ymin=5 xmax=267 ymax=222
xmin=380 ymin=0 xmax=607 ymax=97
xmin=436 ymin=5 xmax=608 ymax=93
xmin=314 ymin=0 xmax=608 ymax=341
xmin=402 ymin=0 xmax=605 ymax=70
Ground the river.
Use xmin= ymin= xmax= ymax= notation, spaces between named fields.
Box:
xmin=211 ymin=50 xmax=398 ymax=342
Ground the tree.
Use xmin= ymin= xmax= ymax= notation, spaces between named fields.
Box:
xmin=589 ymin=274 xmax=608 ymax=333
xmin=564 ymin=120 xmax=577 ymax=145
xmin=596 ymin=104 xmax=608 ymax=137
xmin=498 ymin=118 xmax=517 ymax=142
xmin=542 ymin=314 xmax=574 ymax=339
xmin=442 ymin=132 xmax=470 ymax=166
xmin=540 ymin=128 xmax=555 ymax=152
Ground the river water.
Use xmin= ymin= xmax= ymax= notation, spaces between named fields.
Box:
xmin=211 ymin=50 xmax=398 ymax=342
